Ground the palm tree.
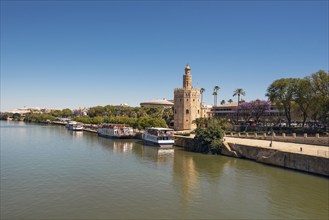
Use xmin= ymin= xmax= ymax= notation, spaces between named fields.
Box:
xmin=200 ymin=88 xmax=205 ymax=104
xmin=213 ymin=86 xmax=220 ymax=106
xmin=220 ymin=100 xmax=225 ymax=105
xmin=212 ymin=91 xmax=217 ymax=106
xmin=233 ymin=88 xmax=245 ymax=105
xmin=227 ymin=99 xmax=233 ymax=104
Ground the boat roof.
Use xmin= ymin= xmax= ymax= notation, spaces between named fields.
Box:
xmin=146 ymin=127 xmax=174 ymax=131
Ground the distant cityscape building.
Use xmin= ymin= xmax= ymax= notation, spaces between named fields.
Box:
xmin=174 ymin=65 xmax=201 ymax=130
xmin=140 ymin=99 xmax=174 ymax=108
xmin=9 ymin=107 xmax=60 ymax=115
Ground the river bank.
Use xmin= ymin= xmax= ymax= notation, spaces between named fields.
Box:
xmin=175 ymin=136 xmax=329 ymax=177
xmin=23 ymin=120 xmax=329 ymax=176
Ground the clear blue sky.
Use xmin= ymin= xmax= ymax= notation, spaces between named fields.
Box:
xmin=1 ymin=0 xmax=328 ymax=111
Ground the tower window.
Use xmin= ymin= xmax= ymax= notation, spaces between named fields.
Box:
xmin=187 ymin=99 xmax=188 ymax=101
xmin=186 ymin=109 xmax=189 ymax=114
xmin=198 ymin=109 xmax=200 ymax=114
xmin=193 ymin=99 xmax=195 ymax=101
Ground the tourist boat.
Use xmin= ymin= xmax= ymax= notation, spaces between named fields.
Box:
xmin=97 ymin=124 xmax=135 ymax=139
xmin=67 ymin=121 xmax=84 ymax=131
xmin=142 ymin=127 xmax=175 ymax=148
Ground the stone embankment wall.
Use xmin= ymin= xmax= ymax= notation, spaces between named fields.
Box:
xmin=174 ymin=136 xmax=195 ymax=151
xmin=222 ymin=143 xmax=329 ymax=176
xmin=175 ymin=136 xmax=329 ymax=177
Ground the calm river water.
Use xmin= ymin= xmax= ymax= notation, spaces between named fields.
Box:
xmin=1 ymin=121 xmax=328 ymax=219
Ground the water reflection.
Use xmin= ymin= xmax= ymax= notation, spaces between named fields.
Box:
xmin=139 ymin=145 xmax=175 ymax=164
xmin=96 ymin=137 xmax=175 ymax=164
xmin=69 ymin=131 xmax=83 ymax=138
xmin=172 ymin=150 xmax=227 ymax=210
xmin=113 ymin=141 xmax=134 ymax=153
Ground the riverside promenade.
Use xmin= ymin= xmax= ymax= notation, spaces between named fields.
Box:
xmin=224 ymin=136 xmax=329 ymax=158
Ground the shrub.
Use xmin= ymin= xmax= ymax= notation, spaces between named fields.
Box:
xmin=191 ymin=123 xmax=224 ymax=154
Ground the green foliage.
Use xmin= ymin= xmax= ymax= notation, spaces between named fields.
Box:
xmin=266 ymin=70 xmax=329 ymax=129
xmin=135 ymin=116 xmax=167 ymax=130
xmin=84 ymin=105 xmax=172 ymax=128
xmin=266 ymin=78 xmax=298 ymax=126
xmin=175 ymin=132 xmax=191 ymax=136
xmin=12 ymin=113 xmax=21 ymax=121
xmin=0 ymin=114 xmax=8 ymax=120
xmin=61 ymin=108 xmax=73 ymax=117
xmin=73 ymin=116 xmax=92 ymax=124
xmin=74 ymin=115 xmax=167 ymax=130
xmin=233 ymin=88 xmax=246 ymax=104
xmin=191 ymin=118 xmax=224 ymax=154
xmin=193 ymin=117 xmax=232 ymax=131
xmin=49 ymin=109 xmax=73 ymax=118
xmin=307 ymin=70 xmax=329 ymax=128
xmin=24 ymin=113 xmax=56 ymax=123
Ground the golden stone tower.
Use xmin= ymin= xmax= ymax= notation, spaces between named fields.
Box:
xmin=174 ymin=65 xmax=201 ymax=130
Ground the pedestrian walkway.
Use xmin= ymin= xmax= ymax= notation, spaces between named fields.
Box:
xmin=224 ymin=137 xmax=329 ymax=158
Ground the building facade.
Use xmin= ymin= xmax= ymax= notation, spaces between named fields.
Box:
xmin=174 ymin=65 xmax=201 ymax=130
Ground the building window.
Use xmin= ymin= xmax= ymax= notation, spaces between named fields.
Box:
xmin=186 ymin=120 xmax=188 ymax=122
xmin=187 ymin=99 xmax=188 ymax=101
xmin=186 ymin=109 xmax=189 ymax=114
xmin=198 ymin=109 xmax=199 ymax=114
xmin=193 ymin=99 xmax=195 ymax=101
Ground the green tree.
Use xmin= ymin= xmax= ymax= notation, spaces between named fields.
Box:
xmin=61 ymin=108 xmax=73 ymax=117
xmin=294 ymin=78 xmax=313 ymax=127
xmin=50 ymin=110 xmax=62 ymax=117
xmin=162 ymin=107 xmax=174 ymax=125
xmin=266 ymin=78 xmax=298 ymax=127
xmin=220 ymin=100 xmax=225 ymax=105
xmin=233 ymin=88 xmax=245 ymax=106
xmin=136 ymin=116 xmax=167 ymax=130
xmin=192 ymin=118 xmax=224 ymax=154
xmin=308 ymin=70 xmax=329 ymax=129
xmin=227 ymin=99 xmax=233 ymax=104
xmin=12 ymin=113 xmax=21 ymax=121
xmin=88 ymin=106 xmax=105 ymax=117
xmin=193 ymin=117 xmax=208 ymax=128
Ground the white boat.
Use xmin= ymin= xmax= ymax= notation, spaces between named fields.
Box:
xmin=97 ymin=124 xmax=135 ymax=139
xmin=142 ymin=127 xmax=175 ymax=148
xmin=67 ymin=121 xmax=84 ymax=131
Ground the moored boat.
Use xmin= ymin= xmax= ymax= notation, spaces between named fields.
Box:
xmin=97 ymin=124 xmax=135 ymax=139
xmin=142 ymin=127 xmax=174 ymax=148
xmin=67 ymin=121 xmax=84 ymax=131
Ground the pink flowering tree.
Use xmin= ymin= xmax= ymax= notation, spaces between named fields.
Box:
xmin=236 ymin=100 xmax=271 ymax=124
